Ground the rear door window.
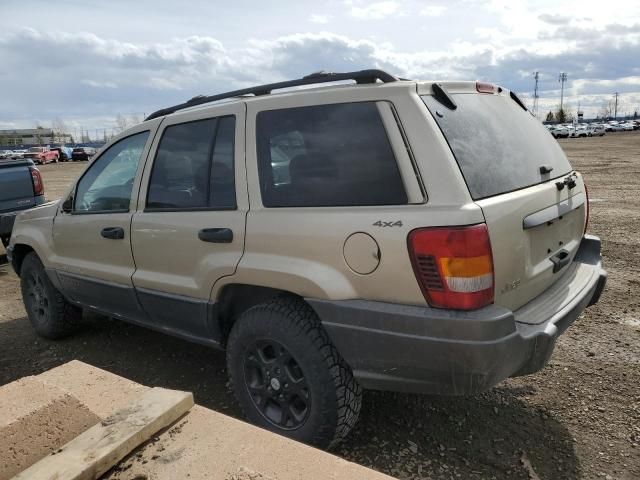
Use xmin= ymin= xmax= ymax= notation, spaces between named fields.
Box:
xmin=146 ymin=116 xmax=236 ymax=210
xmin=256 ymin=102 xmax=407 ymax=207
xmin=422 ymin=93 xmax=572 ymax=200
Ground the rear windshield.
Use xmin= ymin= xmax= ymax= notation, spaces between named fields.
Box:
xmin=422 ymin=93 xmax=572 ymax=200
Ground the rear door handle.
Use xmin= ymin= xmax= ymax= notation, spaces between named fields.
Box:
xmin=198 ymin=228 xmax=233 ymax=243
xmin=101 ymin=227 xmax=125 ymax=240
xmin=550 ymin=249 xmax=570 ymax=273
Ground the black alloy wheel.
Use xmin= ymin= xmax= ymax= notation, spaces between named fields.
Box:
xmin=24 ymin=268 xmax=51 ymax=326
xmin=19 ymin=252 xmax=81 ymax=339
xmin=226 ymin=296 xmax=362 ymax=449
xmin=243 ymin=339 xmax=311 ymax=430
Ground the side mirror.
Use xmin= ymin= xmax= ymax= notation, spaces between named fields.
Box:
xmin=62 ymin=196 xmax=73 ymax=213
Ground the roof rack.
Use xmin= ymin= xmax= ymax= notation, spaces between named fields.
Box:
xmin=145 ymin=69 xmax=400 ymax=120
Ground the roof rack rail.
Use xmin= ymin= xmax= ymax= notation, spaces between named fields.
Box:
xmin=145 ymin=69 xmax=400 ymax=120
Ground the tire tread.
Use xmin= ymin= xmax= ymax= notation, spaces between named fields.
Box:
xmin=20 ymin=253 xmax=81 ymax=339
xmin=226 ymin=295 xmax=362 ymax=449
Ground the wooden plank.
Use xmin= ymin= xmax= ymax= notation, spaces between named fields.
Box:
xmin=12 ymin=387 xmax=194 ymax=480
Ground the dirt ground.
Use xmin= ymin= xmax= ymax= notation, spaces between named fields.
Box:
xmin=1 ymin=133 xmax=639 ymax=480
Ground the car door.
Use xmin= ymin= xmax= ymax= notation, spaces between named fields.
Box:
xmin=130 ymin=103 xmax=247 ymax=342
xmin=50 ymin=120 xmax=160 ymax=320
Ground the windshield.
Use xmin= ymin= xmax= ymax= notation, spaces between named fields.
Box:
xmin=422 ymin=93 xmax=572 ymax=200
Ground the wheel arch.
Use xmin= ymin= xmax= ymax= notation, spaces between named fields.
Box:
xmin=215 ymin=283 xmax=303 ymax=345
xmin=10 ymin=243 xmax=36 ymax=276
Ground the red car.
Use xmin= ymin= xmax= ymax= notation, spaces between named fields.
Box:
xmin=23 ymin=147 xmax=59 ymax=165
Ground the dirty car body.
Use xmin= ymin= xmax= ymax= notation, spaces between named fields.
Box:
xmin=7 ymin=70 xmax=606 ymax=447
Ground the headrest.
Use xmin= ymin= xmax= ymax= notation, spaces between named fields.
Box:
xmin=289 ymin=153 xmax=337 ymax=183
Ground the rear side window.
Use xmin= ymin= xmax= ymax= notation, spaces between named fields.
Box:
xmin=256 ymin=102 xmax=407 ymax=207
xmin=422 ymin=93 xmax=572 ymax=200
xmin=147 ymin=116 xmax=236 ymax=210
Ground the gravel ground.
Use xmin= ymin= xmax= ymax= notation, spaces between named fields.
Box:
xmin=1 ymin=133 xmax=639 ymax=479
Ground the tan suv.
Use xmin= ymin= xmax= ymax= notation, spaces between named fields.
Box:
xmin=7 ymin=70 xmax=606 ymax=448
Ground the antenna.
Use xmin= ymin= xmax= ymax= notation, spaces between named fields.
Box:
xmin=533 ymin=72 xmax=539 ymax=118
xmin=559 ymin=72 xmax=567 ymax=113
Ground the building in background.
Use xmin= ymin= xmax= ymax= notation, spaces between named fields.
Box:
xmin=0 ymin=128 xmax=73 ymax=146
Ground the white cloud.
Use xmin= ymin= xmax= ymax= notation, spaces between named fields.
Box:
xmin=82 ymin=79 xmax=117 ymax=89
xmin=419 ymin=6 xmax=445 ymax=17
xmin=349 ymin=1 xmax=400 ymax=20
xmin=2 ymin=0 xmax=640 ymax=129
xmin=310 ymin=14 xmax=330 ymax=24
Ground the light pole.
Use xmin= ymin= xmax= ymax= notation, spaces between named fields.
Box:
xmin=559 ymin=72 xmax=567 ymax=114
xmin=533 ymin=72 xmax=539 ymax=118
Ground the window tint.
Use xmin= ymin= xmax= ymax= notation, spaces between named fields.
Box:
xmin=147 ymin=116 xmax=236 ymax=210
xmin=256 ymin=102 xmax=407 ymax=207
xmin=422 ymin=94 xmax=572 ymax=200
xmin=74 ymin=131 xmax=149 ymax=212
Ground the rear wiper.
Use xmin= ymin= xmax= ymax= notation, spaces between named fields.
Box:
xmin=431 ymin=83 xmax=457 ymax=110
xmin=510 ymin=91 xmax=528 ymax=111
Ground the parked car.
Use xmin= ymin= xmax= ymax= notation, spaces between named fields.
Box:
xmin=0 ymin=150 xmax=14 ymax=159
xmin=6 ymin=70 xmax=606 ymax=448
xmin=11 ymin=149 xmax=27 ymax=159
xmin=606 ymin=122 xmax=624 ymax=132
xmin=71 ymin=147 xmax=97 ymax=161
xmin=588 ymin=125 xmax=606 ymax=136
xmin=23 ymin=146 xmax=59 ymax=164
xmin=0 ymin=158 xmax=45 ymax=247
xmin=569 ymin=125 xmax=589 ymax=138
xmin=551 ymin=125 xmax=570 ymax=138
xmin=51 ymin=146 xmax=73 ymax=162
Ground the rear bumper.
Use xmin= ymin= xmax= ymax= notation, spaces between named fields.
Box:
xmin=309 ymin=235 xmax=606 ymax=395
xmin=0 ymin=196 xmax=46 ymax=238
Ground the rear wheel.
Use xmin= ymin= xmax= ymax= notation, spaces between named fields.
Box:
xmin=226 ymin=296 xmax=362 ymax=449
xmin=20 ymin=253 xmax=81 ymax=339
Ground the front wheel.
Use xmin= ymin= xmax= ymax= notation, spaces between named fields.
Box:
xmin=226 ymin=296 xmax=362 ymax=449
xmin=20 ymin=253 xmax=81 ymax=339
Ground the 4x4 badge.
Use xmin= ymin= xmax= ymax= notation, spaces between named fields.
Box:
xmin=373 ymin=221 xmax=403 ymax=227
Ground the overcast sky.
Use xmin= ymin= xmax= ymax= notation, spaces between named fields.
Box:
xmin=1 ymin=0 xmax=639 ymax=135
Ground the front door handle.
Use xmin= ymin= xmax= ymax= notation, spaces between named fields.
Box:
xmin=198 ymin=228 xmax=233 ymax=243
xmin=101 ymin=227 xmax=125 ymax=240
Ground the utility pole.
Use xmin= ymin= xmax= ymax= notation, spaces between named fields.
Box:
xmin=559 ymin=72 xmax=568 ymax=113
xmin=614 ymin=92 xmax=619 ymax=119
xmin=533 ymin=72 xmax=540 ymax=118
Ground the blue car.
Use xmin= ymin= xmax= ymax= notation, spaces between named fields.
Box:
xmin=51 ymin=146 xmax=74 ymax=162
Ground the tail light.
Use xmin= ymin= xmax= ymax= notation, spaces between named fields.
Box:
xmin=583 ymin=182 xmax=589 ymax=234
xmin=476 ymin=81 xmax=495 ymax=94
xmin=408 ymin=224 xmax=494 ymax=310
xmin=29 ymin=167 xmax=44 ymax=196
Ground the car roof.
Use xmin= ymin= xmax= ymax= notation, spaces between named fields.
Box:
xmin=144 ymin=69 xmax=489 ymax=123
